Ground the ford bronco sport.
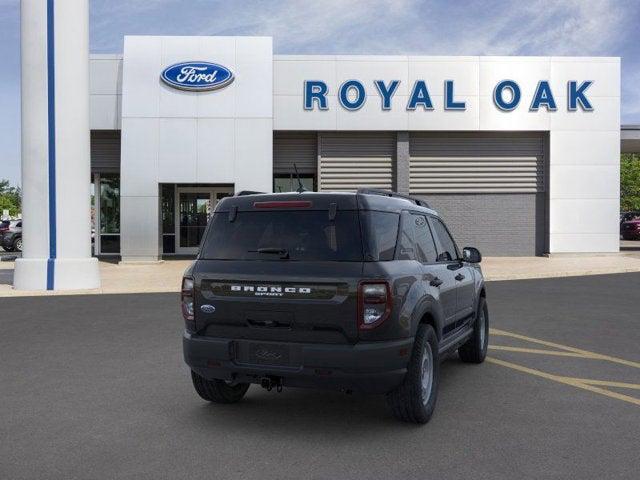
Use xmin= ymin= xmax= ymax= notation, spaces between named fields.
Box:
xmin=182 ymin=189 xmax=488 ymax=424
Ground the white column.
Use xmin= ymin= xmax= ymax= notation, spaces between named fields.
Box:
xmin=14 ymin=0 xmax=100 ymax=290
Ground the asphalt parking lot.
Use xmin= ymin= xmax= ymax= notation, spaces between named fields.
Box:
xmin=1 ymin=273 xmax=640 ymax=480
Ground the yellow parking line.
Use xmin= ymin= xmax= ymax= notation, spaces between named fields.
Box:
xmin=486 ymin=357 xmax=640 ymax=407
xmin=562 ymin=378 xmax=640 ymax=390
xmin=490 ymin=328 xmax=640 ymax=369
xmin=488 ymin=345 xmax=593 ymax=358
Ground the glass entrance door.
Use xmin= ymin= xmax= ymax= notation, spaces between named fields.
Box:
xmin=175 ymin=187 xmax=233 ymax=254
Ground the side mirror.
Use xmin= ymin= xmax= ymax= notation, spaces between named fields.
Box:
xmin=462 ymin=247 xmax=482 ymax=264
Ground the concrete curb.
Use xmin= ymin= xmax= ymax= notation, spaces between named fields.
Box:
xmin=0 ymin=287 xmax=180 ymax=298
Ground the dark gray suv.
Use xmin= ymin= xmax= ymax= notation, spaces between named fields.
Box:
xmin=182 ymin=189 xmax=488 ymax=423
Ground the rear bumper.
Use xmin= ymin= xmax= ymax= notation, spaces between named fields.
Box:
xmin=183 ymin=332 xmax=413 ymax=394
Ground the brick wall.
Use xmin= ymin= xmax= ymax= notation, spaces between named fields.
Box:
xmin=418 ymin=193 xmax=546 ymax=256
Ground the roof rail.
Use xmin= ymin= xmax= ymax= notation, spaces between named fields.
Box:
xmin=356 ymin=188 xmax=430 ymax=208
xmin=236 ymin=190 xmax=266 ymax=196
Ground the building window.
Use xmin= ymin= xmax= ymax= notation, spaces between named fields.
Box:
xmin=161 ymin=184 xmax=175 ymax=254
xmin=274 ymin=174 xmax=316 ymax=193
xmin=99 ymin=174 xmax=120 ymax=254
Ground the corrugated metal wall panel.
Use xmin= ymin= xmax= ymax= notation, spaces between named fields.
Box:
xmin=91 ymin=130 xmax=121 ymax=174
xmin=273 ymin=132 xmax=317 ymax=174
xmin=409 ymin=132 xmax=544 ymax=194
xmin=319 ymin=132 xmax=395 ymax=191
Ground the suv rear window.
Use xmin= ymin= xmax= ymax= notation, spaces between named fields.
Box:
xmin=201 ymin=210 xmax=363 ymax=261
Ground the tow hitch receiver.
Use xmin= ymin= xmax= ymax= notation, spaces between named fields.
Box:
xmin=260 ymin=376 xmax=284 ymax=392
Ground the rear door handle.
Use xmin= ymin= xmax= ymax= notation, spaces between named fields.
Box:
xmin=430 ymin=277 xmax=443 ymax=287
xmin=455 ymin=273 xmax=465 ymax=281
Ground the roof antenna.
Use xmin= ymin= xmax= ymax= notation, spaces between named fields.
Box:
xmin=293 ymin=163 xmax=307 ymax=193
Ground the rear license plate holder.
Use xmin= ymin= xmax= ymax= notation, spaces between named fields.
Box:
xmin=247 ymin=343 xmax=291 ymax=367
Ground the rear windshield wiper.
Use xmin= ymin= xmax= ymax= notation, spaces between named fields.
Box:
xmin=249 ymin=247 xmax=290 ymax=259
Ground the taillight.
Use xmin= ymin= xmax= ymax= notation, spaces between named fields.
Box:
xmin=358 ymin=281 xmax=392 ymax=330
xmin=181 ymin=277 xmax=194 ymax=322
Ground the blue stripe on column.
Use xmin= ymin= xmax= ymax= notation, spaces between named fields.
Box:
xmin=46 ymin=0 xmax=56 ymax=290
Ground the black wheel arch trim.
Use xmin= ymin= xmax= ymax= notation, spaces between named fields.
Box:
xmin=411 ymin=298 xmax=445 ymax=340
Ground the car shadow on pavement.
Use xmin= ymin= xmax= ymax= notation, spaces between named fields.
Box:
xmin=178 ymin=357 xmax=472 ymax=435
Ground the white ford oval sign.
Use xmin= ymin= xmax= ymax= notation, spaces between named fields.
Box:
xmin=160 ymin=61 xmax=234 ymax=91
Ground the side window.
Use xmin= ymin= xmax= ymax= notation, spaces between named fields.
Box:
xmin=360 ymin=211 xmax=400 ymax=261
xmin=429 ymin=217 xmax=459 ymax=262
xmin=396 ymin=212 xmax=416 ymax=260
xmin=412 ymin=214 xmax=438 ymax=263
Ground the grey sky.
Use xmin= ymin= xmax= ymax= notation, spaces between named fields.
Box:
xmin=1 ymin=0 xmax=639 ymax=186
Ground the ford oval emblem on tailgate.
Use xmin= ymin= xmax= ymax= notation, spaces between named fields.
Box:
xmin=160 ymin=61 xmax=234 ymax=91
xmin=200 ymin=304 xmax=216 ymax=314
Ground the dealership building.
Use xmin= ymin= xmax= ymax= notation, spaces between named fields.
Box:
xmin=86 ymin=35 xmax=621 ymax=261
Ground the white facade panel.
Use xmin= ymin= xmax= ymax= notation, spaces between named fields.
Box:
xmin=407 ymin=96 xmax=479 ymax=130
xmin=90 ymin=94 xmax=121 ymax=130
xmin=120 ymin=37 xmax=161 ymax=118
xmin=89 ymin=56 xmax=122 ymax=95
xmin=549 ymin=97 xmax=620 ymax=131
xmin=89 ymin=43 xmax=621 ymax=256
xmin=158 ymin=118 xmax=197 ymax=183
xmin=550 ymin=199 xmax=619 ymax=234
xmin=274 ymin=59 xmax=336 ymax=96
xmin=234 ymin=119 xmax=273 ymax=193
xmin=478 ymin=57 xmax=551 ymax=99
xmin=274 ymin=95 xmax=337 ymax=130
xmin=235 ymin=59 xmax=273 ymax=118
xmin=478 ymin=95 xmax=551 ymax=131
xmin=118 ymin=36 xmax=273 ymax=260
xmin=408 ymin=59 xmax=479 ymax=97
xmin=550 ymin=165 xmax=620 ymax=200
xmin=120 ymin=195 xmax=159 ymax=259
xmin=549 ymin=130 xmax=621 ymax=165
xmin=196 ymin=83 xmax=236 ymax=118
xmin=550 ymin=233 xmax=620 ymax=253
xmin=196 ymin=119 xmax=235 ymax=183
xmin=336 ymin=95 xmax=409 ymax=130
xmin=120 ymin=118 xmax=159 ymax=197
xmin=197 ymin=37 xmax=236 ymax=67
xmin=159 ymin=85 xmax=198 ymax=118
xmin=550 ymin=165 xmax=619 ymax=199
xmin=336 ymin=58 xmax=409 ymax=96
xmin=549 ymin=58 xmax=620 ymax=98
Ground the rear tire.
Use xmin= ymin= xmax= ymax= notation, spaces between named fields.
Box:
xmin=459 ymin=297 xmax=489 ymax=364
xmin=191 ymin=370 xmax=250 ymax=404
xmin=386 ymin=324 xmax=439 ymax=424
xmin=13 ymin=237 xmax=22 ymax=253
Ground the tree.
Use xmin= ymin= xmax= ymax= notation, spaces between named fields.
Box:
xmin=0 ymin=179 xmax=22 ymax=217
xmin=621 ymin=154 xmax=640 ymax=212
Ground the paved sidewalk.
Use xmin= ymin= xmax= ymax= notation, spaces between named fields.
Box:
xmin=2 ymin=253 xmax=640 ymax=296
xmin=0 ymin=259 xmax=192 ymax=297
xmin=482 ymin=252 xmax=640 ymax=281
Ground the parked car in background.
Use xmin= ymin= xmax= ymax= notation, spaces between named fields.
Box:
xmin=620 ymin=211 xmax=640 ymax=224
xmin=1 ymin=220 xmax=22 ymax=252
xmin=0 ymin=220 xmax=11 ymax=235
xmin=621 ymin=212 xmax=640 ymax=240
